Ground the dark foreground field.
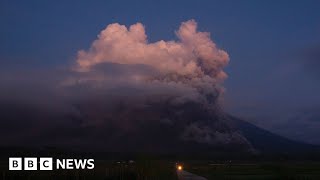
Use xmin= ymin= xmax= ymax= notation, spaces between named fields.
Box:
xmin=1 ymin=160 xmax=320 ymax=180
xmin=0 ymin=160 xmax=178 ymax=180
xmin=184 ymin=161 xmax=320 ymax=180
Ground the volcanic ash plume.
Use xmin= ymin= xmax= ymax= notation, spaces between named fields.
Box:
xmin=76 ymin=20 xmax=228 ymax=78
xmin=0 ymin=19 xmax=252 ymax=152
xmin=58 ymin=20 xmax=254 ymax=151
xmin=72 ymin=20 xmax=229 ymax=106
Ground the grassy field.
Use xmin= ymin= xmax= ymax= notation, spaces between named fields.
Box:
xmin=184 ymin=161 xmax=320 ymax=180
xmin=1 ymin=159 xmax=320 ymax=180
xmin=0 ymin=160 xmax=178 ymax=180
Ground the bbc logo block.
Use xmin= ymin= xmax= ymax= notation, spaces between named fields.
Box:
xmin=39 ymin=157 xmax=53 ymax=170
xmin=24 ymin=157 xmax=37 ymax=170
xmin=9 ymin=158 xmax=22 ymax=170
xmin=9 ymin=157 xmax=53 ymax=171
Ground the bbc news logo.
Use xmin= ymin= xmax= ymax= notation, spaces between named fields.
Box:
xmin=9 ymin=157 xmax=94 ymax=171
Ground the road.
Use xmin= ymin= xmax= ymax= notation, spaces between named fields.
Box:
xmin=177 ymin=170 xmax=207 ymax=180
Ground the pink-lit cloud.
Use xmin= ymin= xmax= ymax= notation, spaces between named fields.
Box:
xmin=75 ymin=20 xmax=229 ymax=82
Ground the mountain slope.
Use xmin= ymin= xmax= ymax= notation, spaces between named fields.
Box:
xmin=230 ymin=115 xmax=319 ymax=154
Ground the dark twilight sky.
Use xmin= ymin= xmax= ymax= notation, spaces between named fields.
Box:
xmin=1 ymin=0 xmax=320 ymax=144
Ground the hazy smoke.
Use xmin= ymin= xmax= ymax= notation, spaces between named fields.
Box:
xmin=70 ymin=19 xmax=229 ymax=106
xmin=0 ymin=20 xmax=244 ymax=150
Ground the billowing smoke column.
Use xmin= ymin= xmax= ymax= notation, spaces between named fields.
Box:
xmin=60 ymin=20 xmax=251 ymax=150
xmin=76 ymin=20 xmax=229 ymax=78
xmin=72 ymin=19 xmax=229 ymax=107
xmin=1 ymin=20 xmax=253 ymax=151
